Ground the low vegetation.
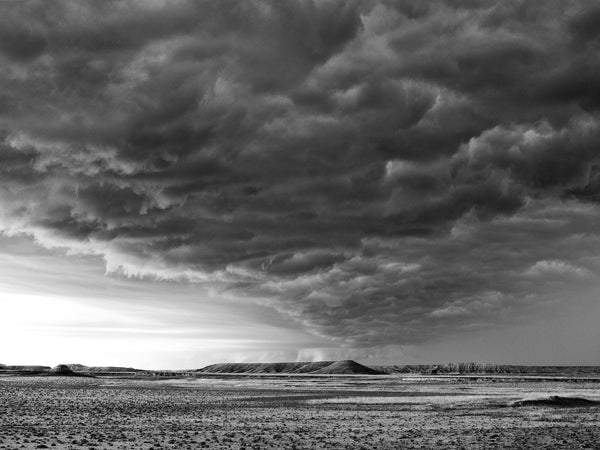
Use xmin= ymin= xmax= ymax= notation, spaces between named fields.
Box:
xmin=1 ymin=375 xmax=599 ymax=449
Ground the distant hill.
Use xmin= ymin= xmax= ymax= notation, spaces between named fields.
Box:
xmin=0 ymin=364 xmax=51 ymax=373
xmin=47 ymin=364 xmax=94 ymax=377
xmin=4 ymin=361 xmax=599 ymax=378
xmin=0 ymin=364 xmax=91 ymax=377
xmin=0 ymin=363 xmax=143 ymax=376
xmin=65 ymin=364 xmax=143 ymax=374
xmin=197 ymin=360 xmax=384 ymax=375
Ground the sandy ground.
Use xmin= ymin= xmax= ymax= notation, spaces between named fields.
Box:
xmin=1 ymin=375 xmax=600 ymax=449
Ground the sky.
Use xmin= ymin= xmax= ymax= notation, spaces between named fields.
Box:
xmin=1 ymin=0 xmax=600 ymax=369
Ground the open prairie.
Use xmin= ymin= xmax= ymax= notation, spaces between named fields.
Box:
xmin=1 ymin=375 xmax=600 ymax=449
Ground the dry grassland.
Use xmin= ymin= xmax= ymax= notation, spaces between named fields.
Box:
xmin=1 ymin=375 xmax=600 ymax=449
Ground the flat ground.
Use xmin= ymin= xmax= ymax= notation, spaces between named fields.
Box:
xmin=1 ymin=375 xmax=600 ymax=449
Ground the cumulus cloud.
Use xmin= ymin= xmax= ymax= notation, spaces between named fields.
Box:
xmin=2 ymin=0 xmax=600 ymax=354
xmin=526 ymin=259 xmax=592 ymax=279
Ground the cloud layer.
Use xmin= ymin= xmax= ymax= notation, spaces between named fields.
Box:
xmin=2 ymin=0 xmax=600 ymax=356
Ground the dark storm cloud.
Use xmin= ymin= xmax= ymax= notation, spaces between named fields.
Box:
xmin=2 ymin=0 xmax=600 ymax=351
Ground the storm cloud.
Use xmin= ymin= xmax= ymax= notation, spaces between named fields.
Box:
xmin=2 ymin=0 xmax=600 ymax=356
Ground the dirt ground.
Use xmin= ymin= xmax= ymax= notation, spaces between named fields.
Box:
xmin=1 ymin=375 xmax=599 ymax=449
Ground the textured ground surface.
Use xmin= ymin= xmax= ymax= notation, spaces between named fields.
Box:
xmin=1 ymin=375 xmax=600 ymax=449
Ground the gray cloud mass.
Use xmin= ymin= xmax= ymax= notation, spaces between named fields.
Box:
xmin=2 ymin=0 xmax=600 ymax=353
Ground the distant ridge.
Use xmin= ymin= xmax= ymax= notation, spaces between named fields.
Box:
xmin=0 ymin=363 xmax=142 ymax=376
xmin=372 ymin=364 xmax=600 ymax=376
xmin=197 ymin=360 xmax=383 ymax=375
xmin=0 ymin=364 xmax=51 ymax=373
xmin=4 ymin=362 xmax=599 ymax=378
xmin=66 ymin=364 xmax=143 ymax=374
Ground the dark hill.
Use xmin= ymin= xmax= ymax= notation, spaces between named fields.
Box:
xmin=197 ymin=360 xmax=383 ymax=375
xmin=46 ymin=364 xmax=95 ymax=377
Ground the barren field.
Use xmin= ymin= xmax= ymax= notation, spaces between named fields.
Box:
xmin=1 ymin=375 xmax=600 ymax=449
